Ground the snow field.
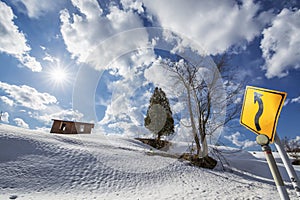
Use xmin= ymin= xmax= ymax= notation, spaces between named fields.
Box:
xmin=0 ymin=124 xmax=299 ymax=199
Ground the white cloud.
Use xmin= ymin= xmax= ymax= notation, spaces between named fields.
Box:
xmin=17 ymin=54 xmax=42 ymax=72
xmin=71 ymin=0 xmax=102 ymax=19
xmin=144 ymin=60 xmax=182 ymax=97
xmin=143 ymin=0 xmax=273 ymax=55
xmin=15 ymin=0 xmax=66 ymax=18
xmin=60 ymin=1 xmax=199 ymax=137
xmin=0 ymin=1 xmax=42 ymax=72
xmin=13 ymin=118 xmax=29 ymax=129
xmin=99 ymin=71 xmax=147 ymax=134
xmin=260 ymin=8 xmax=300 ymax=78
xmin=283 ymin=98 xmax=290 ymax=106
xmin=60 ymin=0 xmax=229 ymax=138
xmin=35 ymin=107 xmax=84 ymax=125
xmin=100 ymin=54 xmax=226 ymax=138
xmin=0 ymin=81 xmax=57 ymax=110
xmin=291 ymin=96 xmax=300 ymax=104
xmin=95 ymin=95 xmax=110 ymax=107
xmin=60 ymin=0 xmax=147 ymax=70
xmin=42 ymin=53 xmax=58 ymax=63
xmin=1 ymin=112 xmax=9 ymax=123
xmin=0 ymin=96 xmax=14 ymax=107
xmin=121 ymin=0 xmax=144 ymax=14
xmin=224 ymin=132 xmax=257 ymax=149
xmin=97 ymin=49 xmax=158 ymax=135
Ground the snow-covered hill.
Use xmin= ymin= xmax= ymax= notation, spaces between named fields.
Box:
xmin=0 ymin=124 xmax=299 ymax=199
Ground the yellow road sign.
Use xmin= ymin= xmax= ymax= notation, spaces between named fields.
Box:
xmin=240 ymin=86 xmax=287 ymax=143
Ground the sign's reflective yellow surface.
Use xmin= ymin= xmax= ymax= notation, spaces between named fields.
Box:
xmin=240 ymin=86 xmax=287 ymax=143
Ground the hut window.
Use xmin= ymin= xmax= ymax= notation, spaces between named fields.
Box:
xmin=80 ymin=125 xmax=85 ymax=132
xmin=60 ymin=122 xmax=66 ymax=131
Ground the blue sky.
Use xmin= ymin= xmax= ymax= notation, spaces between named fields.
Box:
xmin=0 ymin=0 xmax=299 ymax=150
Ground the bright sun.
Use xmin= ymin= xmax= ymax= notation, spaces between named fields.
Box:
xmin=51 ymin=68 xmax=67 ymax=83
xmin=46 ymin=66 xmax=71 ymax=88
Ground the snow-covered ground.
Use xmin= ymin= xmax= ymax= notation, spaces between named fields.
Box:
xmin=0 ymin=124 xmax=299 ymax=200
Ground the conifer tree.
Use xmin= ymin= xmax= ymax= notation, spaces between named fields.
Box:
xmin=144 ymin=87 xmax=174 ymax=141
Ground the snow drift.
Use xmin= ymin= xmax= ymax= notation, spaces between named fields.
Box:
xmin=0 ymin=124 xmax=299 ymax=199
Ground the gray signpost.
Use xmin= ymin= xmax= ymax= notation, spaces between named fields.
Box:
xmin=275 ymin=133 xmax=300 ymax=197
xmin=256 ymin=134 xmax=290 ymax=200
xmin=240 ymin=86 xmax=300 ymax=199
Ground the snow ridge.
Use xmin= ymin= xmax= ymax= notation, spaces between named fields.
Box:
xmin=0 ymin=124 xmax=299 ymax=199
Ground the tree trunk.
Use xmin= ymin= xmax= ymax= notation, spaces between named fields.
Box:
xmin=198 ymin=118 xmax=209 ymax=158
xmin=186 ymin=85 xmax=201 ymax=156
xmin=194 ymin=132 xmax=201 ymax=156
xmin=201 ymin=134 xmax=209 ymax=158
xmin=157 ymin=133 xmax=161 ymax=141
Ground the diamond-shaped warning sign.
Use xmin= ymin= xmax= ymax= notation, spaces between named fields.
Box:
xmin=240 ymin=86 xmax=287 ymax=143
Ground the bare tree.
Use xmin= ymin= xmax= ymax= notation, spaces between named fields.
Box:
xmin=162 ymin=54 xmax=243 ymax=160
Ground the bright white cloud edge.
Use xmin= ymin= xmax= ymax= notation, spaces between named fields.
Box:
xmin=261 ymin=8 xmax=300 ymax=78
xmin=0 ymin=1 xmax=42 ymax=72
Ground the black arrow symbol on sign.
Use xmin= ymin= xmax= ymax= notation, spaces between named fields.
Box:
xmin=254 ymin=92 xmax=263 ymax=131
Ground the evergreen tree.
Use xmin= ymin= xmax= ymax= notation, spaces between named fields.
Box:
xmin=144 ymin=87 xmax=174 ymax=141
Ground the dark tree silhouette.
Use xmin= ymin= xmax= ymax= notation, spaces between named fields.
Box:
xmin=144 ymin=87 xmax=174 ymax=141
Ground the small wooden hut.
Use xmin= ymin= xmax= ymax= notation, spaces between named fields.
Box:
xmin=50 ymin=119 xmax=94 ymax=134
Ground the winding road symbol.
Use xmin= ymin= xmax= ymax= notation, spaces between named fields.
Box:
xmin=254 ymin=92 xmax=263 ymax=131
xmin=240 ymin=86 xmax=287 ymax=143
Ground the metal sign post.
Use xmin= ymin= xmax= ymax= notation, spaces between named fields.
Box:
xmin=256 ymin=134 xmax=290 ymax=200
xmin=240 ymin=86 xmax=297 ymax=199
xmin=274 ymin=133 xmax=300 ymax=197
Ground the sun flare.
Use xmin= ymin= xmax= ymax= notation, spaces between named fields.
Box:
xmin=50 ymin=68 xmax=67 ymax=83
xmin=46 ymin=65 xmax=71 ymax=88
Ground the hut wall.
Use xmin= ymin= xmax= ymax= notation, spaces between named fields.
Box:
xmin=50 ymin=120 xmax=94 ymax=134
